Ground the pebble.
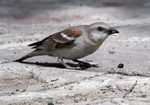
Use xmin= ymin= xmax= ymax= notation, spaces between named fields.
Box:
xmin=118 ymin=63 xmax=124 ymax=68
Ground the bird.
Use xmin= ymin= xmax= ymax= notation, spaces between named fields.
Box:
xmin=15 ymin=22 xmax=119 ymax=69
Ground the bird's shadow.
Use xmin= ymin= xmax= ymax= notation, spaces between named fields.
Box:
xmin=19 ymin=61 xmax=91 ymax=70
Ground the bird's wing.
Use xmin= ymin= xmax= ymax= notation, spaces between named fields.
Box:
xmin=28 ymin=28 xmax=83 ymax=51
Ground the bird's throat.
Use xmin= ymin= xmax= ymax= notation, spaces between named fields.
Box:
xmin=95 ymin=41 xmax=104 ymax=48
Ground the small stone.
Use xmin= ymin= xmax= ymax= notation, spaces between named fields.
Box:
xmin=48 ymin=103 xmax=54 ymax=105
xmin=11 ymin=92 xmax=15 ymax=95
xmin=108 ymin=50 xmax=115 ymax=54
xmin=118 ymin=63 xmax=124 ymax=68
xmin=20 ymin=89 xmax=27 ymax=92
xmin=102 ymin=91 xmax=106 ymax=94
xmin=140 ymin=94 xmax=147 ymax=98
xmin=16 ymin=89 xmax=19 ymax=92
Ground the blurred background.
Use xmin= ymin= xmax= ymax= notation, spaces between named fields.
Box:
xmin=0 ymin=0 xmax=150 ymax=25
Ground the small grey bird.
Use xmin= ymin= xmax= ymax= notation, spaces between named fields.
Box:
xmin=15 ymin=22 xmax=119 ymax=69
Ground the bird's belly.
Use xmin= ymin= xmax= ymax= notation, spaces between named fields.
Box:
xmin=52 ymin=44 xmax=97 ymax=60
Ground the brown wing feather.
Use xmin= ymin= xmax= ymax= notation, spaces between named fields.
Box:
xmin=28 ymin=27 xmax=83 ymax=51
xmin=65 ymin=29 xmax=83 ymax=38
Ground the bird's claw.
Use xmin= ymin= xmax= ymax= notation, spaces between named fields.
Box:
xmin=90 ymin=63 xmax=99 ymax=68
xmin=65 ymin=61 xmax=99 ymax=70
xmin=77 ymin=62 xmax=99 ymax=69
xmin=66 ymin=66 xmax=81 ymax=70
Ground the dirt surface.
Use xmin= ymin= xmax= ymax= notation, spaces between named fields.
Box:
xmin=0 ymin=0 xmax=150 ymax=105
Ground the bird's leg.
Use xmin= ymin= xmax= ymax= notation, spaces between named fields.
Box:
xmin=73 ymin=59 xmax=99 ymax=68
xmin=57 ymin=58 xmax=69 ymax=68
xmin=57 ymin=58 xmax=80 ymax=70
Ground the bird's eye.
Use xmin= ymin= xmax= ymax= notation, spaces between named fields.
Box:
xmin=98 ymin=27 xmax=103 ymax=31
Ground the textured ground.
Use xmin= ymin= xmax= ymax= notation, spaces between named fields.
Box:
xmin=0 ymin=0 xmax=150 ymax=105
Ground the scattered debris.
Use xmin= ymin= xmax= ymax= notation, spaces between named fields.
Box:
xmin=123 ymin=80 xmax=138 ymax=98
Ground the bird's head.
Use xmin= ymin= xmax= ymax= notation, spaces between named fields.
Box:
xmin=87 ymin=22 xmax=119 ymax=44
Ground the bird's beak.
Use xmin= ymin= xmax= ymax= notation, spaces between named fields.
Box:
xmin=107 ymin=28 xmax=119 ymax=35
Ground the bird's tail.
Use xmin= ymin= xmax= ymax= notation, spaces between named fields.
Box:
xmin=15 ymin=50 xmax=46 ymax=62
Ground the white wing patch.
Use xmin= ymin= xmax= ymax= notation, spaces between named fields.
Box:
xmin=61 ymin=33 xmax=75 ymax=41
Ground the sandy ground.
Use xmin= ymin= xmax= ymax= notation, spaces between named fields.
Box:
xmin=0 ymin=0 xmax=150 ymax=105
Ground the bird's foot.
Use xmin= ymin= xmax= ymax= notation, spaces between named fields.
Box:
xmin=88 ymin=62 xmax=99 ymax=68
xmin=77 ymin=62 xmax=99 ymax=69
xmin=60 ymin=59 xmax=99 ymax=70
xmin=77 ymin=62 xmax=91 ymax=68
xmin=64 ymin=65 xmax=82 ymax=70
xmin=60 ymin=62 xmax=81 ymax=70
xmin=73 ymin=59 xmax=99 ymax=69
